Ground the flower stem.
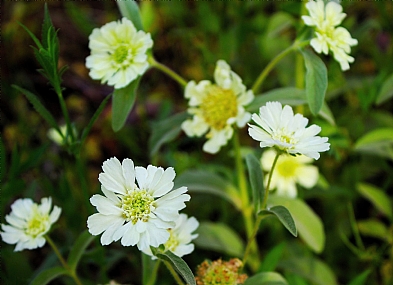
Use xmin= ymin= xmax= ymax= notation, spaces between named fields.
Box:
xmin=148 ymin=57 xmax=188 ymax=88
xmin=56 ymin=89 xmax=75 ymax=143
xmin=163 ymin=260 xmax=185 ymax=285
xmin=146 ymin=260 xmax=161 ymax=285
xmin=348 ymin=202 xmax=365 ymax=251
xmin=242 ymin=152 xmax=280 ymax=269
xmin=45 ymin=235 xmax=83 ymax=285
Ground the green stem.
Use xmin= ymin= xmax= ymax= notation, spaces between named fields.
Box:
xmin=45 ymin=235 xmax=83 ymax=285
xmin=75 ymin=154 xmax=91 ymax=215
xmin=242 ymin=152 xmax=280 ymax=269
xmin=251 ymin=40 xmax=310 ymax=94
xmin=148 ymin=57 xmax=188 ymax=88
xmin=146 ymin=260 xmax=161 ymax=285
xmin=163 ymin=260 xmax=185 ymax=285
xmin=56 ymin=90 xmax=75 ymax=143
xmin=348 ymin=202 xmax=365 ymax=251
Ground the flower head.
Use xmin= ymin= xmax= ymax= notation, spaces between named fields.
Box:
xmin=248 ymin=102 xmax=330 ymax=160
xmin=87 ymin=157 xmax=190 ymax=251
xmin=302 ymin=0 xmax=358 ymax=71
xmin=1 ymin=197 xmax=61 ymax=251
xmin=181 ymin=60 xmax=254 ymax=154
xmin=262 ymin=149 xmax=319 ymax=198
xmin=143 ymin=213 xmax=199 ymax=258
xmin=86 ymin=17 xmax=153 ymax=89
xmin=195 ymin=258 xmax=248 ymax=285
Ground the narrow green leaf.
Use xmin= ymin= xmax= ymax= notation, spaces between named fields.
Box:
xmin=244 ymin=272 xmax=288 ymax=285
xmin=354 ymin=128 xmax=393 ymax=160
xmin=18 ymin=21 xmax=42 ymax=49
xmin=112 ymin=78 xmax=140 ymax=132
xmin=12 ymin=85 xmax=59 ymax=132
xmin=347 ymin=269 xmax=372 ymax=285
xmin=149 ymin=112 xmax=188 ymax=156
xmin=259 ymin=206 xmax=297 ymax=237
xmin=376 ymin=73 xmax=393 ymax=105
xmin=247 ymin=87 xmax=306 ymax=113
xmin=117 ymin=0 xmax=144 ymax=31
xmin=259 ymin=243 xmax=285 ymax=272
xmin=154 ymin=250 xmax=196 ymax=285
xmin=301 ymin=49 xmax=328 ymax=115
xmin=357 ymin=183 xmax=393 ymax=219
xmin=174 ymin=170 xmax=241 ymax=210
xmin=81 ymin=94 xmax=111 ymax=145
xmin=357 ymin=219 xmax=388 ymax=240
xmin=269 ymin=196 xmax=325 ymax=253
xmin=67 ymin=230 xmax=96 ymax=272
xmin=29 ymin=267 xmax=68 ymax=285
xmin=194 ymin=222 xmax=245 ymax=257
xmin=245 ymin=153 xmax=264 ymax=213
xmin=42 ymin=4 xmax=53 ymax=49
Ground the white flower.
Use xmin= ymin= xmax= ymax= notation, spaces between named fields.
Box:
xmin=86 ymin=17 xmax=153 ymax=89
xmin=47 ymin=125 xmax=77 ymax=146
xmin=248 ymin=101 xmax=330 ymax=160
xmin=87 ymin=157 xmax=190 ymax=251
xmin=302 ymin=0 xmax=358 ymax=71
xmin=1 ymin=197 xmax=61 ymax=251
xmin=181 ymin=60 xmax=254 ymax=154
xmin=261 ymin=149 xmax=319 ymax=198
xmin=143 ymin=213 xmax=199 ymax=258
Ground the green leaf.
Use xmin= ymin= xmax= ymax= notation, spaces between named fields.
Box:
xmin=244 ymin=272 xmax=288 ymax=285
xmin=246 ymin=153 xmax=264 ymax=213
xmin=29 ymin=267 xmax=68 ymax=285
xmin=117 ymin=0 xmax=144 ymax=31
xmin=111 ymin=78 xmax=140 ymax=132
xmin=152 ymin=249 xmax=196 ymax=285
xmin=174 ymin=170 xmax=241 ymax=210
xmin=194 ymin=222 xmax=245 ymax=257
xmin=0 ymin=137 xmax=6 ymax=181
xmin=42 ymin=4 xmax=53 ymax=49
xmin=247 ymin=88 xmax=306 ymax=113
xmin=347 ymin=269 xmax=372 ymax=285
xmin=67 ymin=230 xmax=96 ymax=272
xmin=18 ymin=21 xmax=43 ymax=49
xmin=259 ymin=206 xmax=297 ymax=237
xmin=149 ymin=112 xmax=188 ymax=157
xmin=269 ymin=196 xmax=325 ymax=253
xmin=81 ymin=94 xmax=111 ymax=145
xmin=301 ymin=49 xmax=328 ymax=115
xmin=357 ymin=183 xmax=393 ymax=219
xmin=357 ymin=219 xmax=388 ymax=241
xmin=354 ymin=128 xmax=393 ymax=160
xmin=259 ymin=243 xmax=285 ymax=272
xmin=12 ymin=85 xmax=59 ymax=132
xmin=376 ymin=73 xmax=393 ymax=105
xmin=142 ymin=253 xmax=158 ymax=285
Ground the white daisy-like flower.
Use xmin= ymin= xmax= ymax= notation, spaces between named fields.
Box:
xmin=143 ymin=213 xmax=199 ymax=259
xmin=1 ymin=197 xmax=61 ymax=252
xmin=86 ymin=17 xmax=153 ymax=89
xmin=302 ymin=0 xmax=358 ymax=71
xmin=181 ymin=60 xmax=254 ymax=154
xmin=261 ymin=149 xmax=319 ymax=198
xmin=87 ymin=157 xmax=190 ymax=251
xmin=248 ymin=101 xmax=330 ymax=160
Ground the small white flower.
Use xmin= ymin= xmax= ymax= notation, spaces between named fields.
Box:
xmin=1 ymin=197 xmax=61 ymax=251
xmin=181 ymin=60 xmax=254 ymax=154
xmin=261 ymin=149 xmax=319 ymax=198
xmin=248 ymin=101 xmax=330 ymax=160
xmin=47 ymin=125 xmax=77 ymax=146
xmin=143 ymin=213 xmax=199 ymax=258
xmin=86 ymin=17 xmax=153 ymax=89
xmin=87 ymin=157 xmax=190 ymax=251
xmin=302 ymin=0 xmax=358 ymax=71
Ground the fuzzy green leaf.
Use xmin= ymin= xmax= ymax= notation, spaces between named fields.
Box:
xmin=67 ymin=230 xmax=96 ymax=272
xmin=29 ymin=267 xmax=68 ymax=285
xmin=357 ymin=219 xmax=389 ymax=240
xmin=376 ymin=73 xmax=393 ymax=105
xmin=117 ymin=0 xmax=144 ymax=31
xmin=348 ymin=269 xmax=372 ymax=285
xmin=112 ymin=78 xmax=140 ymax=132
xmin=245 ymin=153 xmax=264 ymax=213
xmin=259 ymin=243 xmax=285 ymax=272
xmin=357 ymin=183 xmax=392 ymax=219
xmin=42 ymin=4 xmax=53 ymax=49
xmin=354 ymin=128 xmax=393 ymax=160
xmin=301 ymin=49 xmax=327 ymax=115
xmin=194 ymin=222 xmax=245 ymax=257
xmin=244 ymin=272 xmax=288 ymax=285
xmin=259 ymin=206 xmax=297 ymax=237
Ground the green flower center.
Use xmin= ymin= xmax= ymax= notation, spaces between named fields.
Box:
xmin=25 ymin=208 xmax=48 ymax=238
xmin=164 ymin=229 xmax=179 ymax=252
xmin=121 ymin=190 xmax=155 ymax=224
xmin=276 ymin=157 xmax=299 ymax=178
xmin=113 ymin=45 xmax=130 ymax=64
xmin=200 ymin=85 xmax=238 ymax=131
